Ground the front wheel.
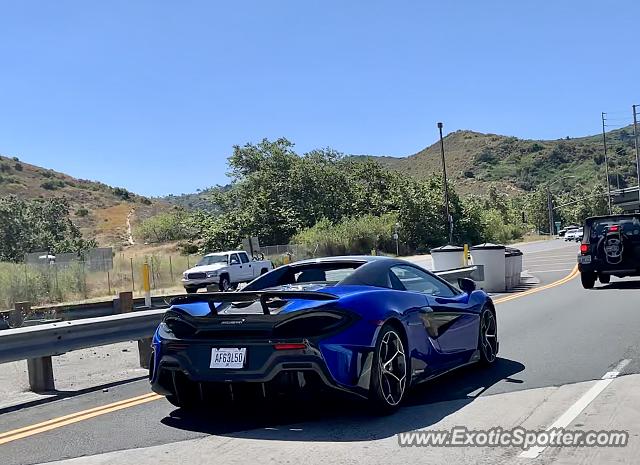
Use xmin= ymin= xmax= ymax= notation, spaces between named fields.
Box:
xmin=581 ymin=272 xmax=596 ymax=289
xmin=219 ymin=275 xmax=231 ymax=292
xmin=368 ymin=324 xmax=408 ymax=414
xmin=478 ymin=308 xmax=498 ymax=365
xmin=185 ymin=286 xmax=198 ymax=294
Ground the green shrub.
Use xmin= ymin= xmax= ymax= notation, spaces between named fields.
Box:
xmin=14 ymin=162 xmax=23 ymax=171
xmin=41 ymin=180 xmax=65 ymax=190
xmin=75 ymin=208 xmax=89 ymax=217
xmin=292 ymin=213 xmax=398 ymax=256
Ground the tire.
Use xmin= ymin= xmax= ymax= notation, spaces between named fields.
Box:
xmin=478 ymin=308 xmax=498 ymax=366
xmin=219 ymin=275 xmax=231 ymax=292
xmin=581 ymin=272 xmax=596 ymax=289
xmin=166 ymin=394 xmax=198 ymax=410
xmin=368 ymin=324 xmax=408 ymax=414
xmin=185 ymin=286 xmax=198 ymax=294
xmin=599 ymin=274 xmax=611 ymax=284
xmin=260 ymin=268 xmax=268 ymax=275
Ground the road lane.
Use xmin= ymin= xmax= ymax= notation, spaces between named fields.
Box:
xmin=4 ymin=240 xmax=640 ymax=465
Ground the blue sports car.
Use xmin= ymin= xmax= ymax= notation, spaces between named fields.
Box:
xmin=149 ymin=256 xmax=498 ymax=413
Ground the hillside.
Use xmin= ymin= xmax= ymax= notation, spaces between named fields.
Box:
xmin=0 ymin=155 xmax=170 ymax=247
xmin=361 ymin=126 xmax=639 ymax=195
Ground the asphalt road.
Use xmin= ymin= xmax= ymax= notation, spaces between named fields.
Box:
xmin=3 ymin=239 xmax=640 ymax=464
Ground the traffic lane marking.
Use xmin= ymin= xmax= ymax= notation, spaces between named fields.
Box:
xmin=0 ymin=393 xmax=162 ymax=445
xmin=519 ymin=359 xmax=631 ymax=459
xmin=526 ymin=268 xmax=574 ymax=273
xmin=493 ymin=265 xmax=578 ymax=304
xmin=0 ymin=265 xmax=580 ymax=446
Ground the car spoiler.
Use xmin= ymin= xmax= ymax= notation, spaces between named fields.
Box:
xmin=169 ymin=291 xmax=339 ymax=315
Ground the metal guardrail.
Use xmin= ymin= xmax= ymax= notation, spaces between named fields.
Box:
xmin=434 ymin=265 xmax=483 ymax=283
xmin=0 ymin=310 xmax=165 ymax=392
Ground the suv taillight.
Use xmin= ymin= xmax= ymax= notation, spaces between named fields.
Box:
xmin=580 ymin=244 xmax=589 ymax=255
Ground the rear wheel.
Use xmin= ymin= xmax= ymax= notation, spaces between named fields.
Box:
xmin=581 ymin=272 xmax=596 ymax=289
xmin=599 ymin=274 xmax=611 ymax=284
xmin=368 ymin=324 xmax=408 ymax=414
xmin=185 ymin=286 xmax=198 ymax=294
xmin=478 ymin=308 xmax=498 ymax=366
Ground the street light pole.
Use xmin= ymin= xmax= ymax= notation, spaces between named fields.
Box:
xmin=632 ymin=105 xmax=640 ymax=212
xmin=601 ymin=112 xmax=613 ymax=214
xmin=437 ymin=122 xmax=452 ymax=244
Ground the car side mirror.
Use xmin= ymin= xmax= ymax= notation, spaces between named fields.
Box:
xmin=458 ymin=277 xmax=476 ymax=294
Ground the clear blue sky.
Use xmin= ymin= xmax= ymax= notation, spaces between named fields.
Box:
xmin=1 ymin=0 xmax=638 ymax=196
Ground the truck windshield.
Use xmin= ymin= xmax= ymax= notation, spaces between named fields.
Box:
xmin=196 ymin=255 xmax=228 ymax=266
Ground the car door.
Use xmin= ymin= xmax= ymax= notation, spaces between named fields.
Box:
xmin=227 ymin=253 xmax=245 ymax=283
xmin=238 ymin=252 xmax=255 ymax=280
xmin=389 ymin=265 xmax=478 ymax=361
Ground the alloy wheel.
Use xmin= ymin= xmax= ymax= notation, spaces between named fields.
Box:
xmin=480 ymin=311 xmax=498 ymax=363
xmin=378 ymin=330 xmax=407 ymax=406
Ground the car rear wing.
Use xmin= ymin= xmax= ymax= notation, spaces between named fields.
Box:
xmin=169 ymin=291 xmax=339 ymax=315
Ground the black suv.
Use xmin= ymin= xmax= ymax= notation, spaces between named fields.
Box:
xmin=578 ymin=214 xmax=640 ymax=289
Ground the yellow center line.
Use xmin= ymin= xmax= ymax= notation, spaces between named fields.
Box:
xmin=0 ymin=262 xmax=581 ymax=446
xmin=0 ymin=392 xmax=162 ymax=445
xmin=494 ymin=264 xmax=579 ymax=304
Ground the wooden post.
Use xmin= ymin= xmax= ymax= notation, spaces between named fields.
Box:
xmin=10 ymin=301 xmax=29 ymax=328
xmin=114 ymin=291 xmax=133 ymax=314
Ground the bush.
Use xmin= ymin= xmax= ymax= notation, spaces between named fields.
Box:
xmin=41 ymin=180 xmax=65 ymax=190
xmin=113 ymin=187 xmax=131 ymax=200
xmin=14 ymin=162 xmax=23 ymax=171
xmin=75 ymin=208 xmax=89 ymax=217
xmin=292 ymin=213 xmax=398 ymax=256
xmin=137 ymin=211 xmax=195 ymax=243
xmin=0 ymin=163 xmax=11 ymax=173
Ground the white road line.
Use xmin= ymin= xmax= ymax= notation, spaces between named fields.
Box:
xmin=519 ymin=359 xmax=631 ymax=459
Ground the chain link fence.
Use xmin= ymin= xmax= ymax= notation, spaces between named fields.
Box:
xmin=0 ymin=251 xmax=202 ymax=310
xmin=1 ymin=244 xmax=316 ymax=309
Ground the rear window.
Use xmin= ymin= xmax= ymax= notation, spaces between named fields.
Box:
xmin=587 ymin=216 xmax=640 ymax=239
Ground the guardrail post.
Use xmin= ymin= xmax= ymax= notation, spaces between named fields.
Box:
xmin=137 ymin=338 xmax=152 ymax=369
xmin=27 ymin=357 xmax=55 ymax=392
xmin=10 ymin=301 xmax=29 ymax=328
xmin=114 ymin=291 xmax=133 ymax=314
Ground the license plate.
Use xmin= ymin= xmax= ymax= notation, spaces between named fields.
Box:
xmin=578 ymin=255 xmax=592 ymax=264
xmin=210 ymin=348 xmax=246 ymax=369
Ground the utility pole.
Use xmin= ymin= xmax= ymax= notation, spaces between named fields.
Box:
xmin=437 ymin=122 xmax=453 ymax=244
xmin=547 ymin=188 xmax=554 ymax=238
xmin=633 ymin=105 xmax=640 ymax=212
xmin=601 ymin=112 xmax=613 ymax=214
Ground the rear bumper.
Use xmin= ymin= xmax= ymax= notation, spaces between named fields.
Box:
xmin=149 ymin=338 xmax=371 ymax=399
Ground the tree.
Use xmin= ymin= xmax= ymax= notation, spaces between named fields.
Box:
xmin=0 ymin=196 xmax=97 ymax=262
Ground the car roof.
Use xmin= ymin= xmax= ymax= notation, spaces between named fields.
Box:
xmin=205 ymin=250 xmax=246 ymax=257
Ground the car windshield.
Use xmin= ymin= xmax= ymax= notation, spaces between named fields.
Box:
xmin=196 ymin=255 xmax=227 ymax=266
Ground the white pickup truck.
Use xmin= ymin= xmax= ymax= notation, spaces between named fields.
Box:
xmin=181 ymin=250 xmax=273 ymax=292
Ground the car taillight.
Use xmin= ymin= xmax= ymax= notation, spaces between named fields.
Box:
xmin=580 ymin=244 xmax=589 ymax=255
xmin=609 ymin=225 xmax=620 ymax=232
xmin=273 ymin=343 xmax=306 ymax=350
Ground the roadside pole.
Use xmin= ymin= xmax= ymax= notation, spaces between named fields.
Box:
xmin=633 ymin=105 xmax=640 ymax=212
xmin=601 ymin=112 xmax=613 ymax=214
xmin=547 ymin=188 xmax=554 ymax=238
xmin=142 ymin=262 xmax=151 ymax=307
xmin=437 ymin=122 xmax=453 ymax=243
